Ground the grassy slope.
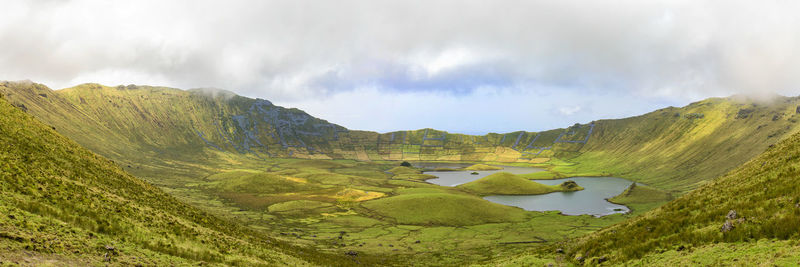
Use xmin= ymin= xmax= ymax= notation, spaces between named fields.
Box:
xmin=457 ymin=172 xmax=581 ymax=195
xmin=361 ymin=193 xmax=528 ymax=226
xmin=386 ymin=166 xmax=421 ymax=175
xmin=204 ymin=171 xmax=323 ymax=195
xmin=553 ymin=127 xmax=800 ymax=265
xmin=609 ymin=183 xmax=669 ymax=203
xmin=386 ymin=166 xmax=437 ymax=180
xmin=464 ymin=164 xmax=503 ymax=171
xmin=7 ymin=81 xmax=800 ymax=265
xmin=608 ymin=183 xmax=673 ymax=212
xmin=6 ymin=82 xmax=799 ymax=196
xmin=0 ymin=82 xmax=561 ymax=167
xmin=632 ymin=240 xmax=800 ymax=266
xmin=484 ymin=240 xmax=800 ymax=267
xmin=0 ymin=93 xmax=362 ymax=266
xmin=558 ymin=97 xmax=800 ymax=193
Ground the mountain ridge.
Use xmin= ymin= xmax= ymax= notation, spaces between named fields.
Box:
xmin=5 ymin=81 xmax=800 ymax=265
xmin=0 ymin=91 xmax=346 ymax=265
xmin=4 ymin=81 xmax=800 ymax=194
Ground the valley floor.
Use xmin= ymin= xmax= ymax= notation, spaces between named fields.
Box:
xmin=126 ymin=157 xmax=669 ymax=265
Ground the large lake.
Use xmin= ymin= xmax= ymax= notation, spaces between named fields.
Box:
xmin=484 ymin=177 xmax=632 ymax=216
xmin=421 ymin=163 xmax=632 ymax=217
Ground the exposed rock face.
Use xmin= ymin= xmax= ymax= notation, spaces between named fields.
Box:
xmin=721 ymin=221 xmax=734 ymax=232
xmin=736 ymin=108 xmax=754 ymax=119
xmin=14 ymin=103 xmax=27 ymax=112
xmin=726 ymin=210 xmax=738 ymax=220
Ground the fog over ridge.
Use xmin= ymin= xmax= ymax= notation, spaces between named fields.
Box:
xmin=1 ymin=0 xmax=798 ymax=132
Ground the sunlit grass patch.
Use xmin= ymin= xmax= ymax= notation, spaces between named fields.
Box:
xmin=361 ymin=193 xmax=528 ymax=226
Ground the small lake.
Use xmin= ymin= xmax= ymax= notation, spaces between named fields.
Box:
xmin=420 ymin=163 xmax=632 ymax=216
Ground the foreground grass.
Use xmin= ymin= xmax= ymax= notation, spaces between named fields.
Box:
xmin=629 ymin=239 xmax=800 ymax=266
xmin=483 ymin=239 xmax=800 ymax=267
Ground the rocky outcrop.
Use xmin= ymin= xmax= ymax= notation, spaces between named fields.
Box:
xmin=726 ymin=210 xmax=738 ymax=220
xmin=560 ymin=180 xmax=580 ymax=190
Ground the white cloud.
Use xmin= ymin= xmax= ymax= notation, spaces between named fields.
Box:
xmin=0 ymin=0 xmax=798 ymax=132
xmin=558 ymin=106 xmax=582 ymax=116
xmin=276 ymin=85 xmax=678 ymax=134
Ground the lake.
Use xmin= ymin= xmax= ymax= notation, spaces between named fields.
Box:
xmin=484 ymin=177 xmax=632 ymax=216
xmin=421 ymin=163 xmax=632 ymax=216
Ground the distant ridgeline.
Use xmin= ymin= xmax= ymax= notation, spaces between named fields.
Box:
xmin=6 ymin=81 xmax=800 ymax=191
xmin=0 ymin=81 xmax=594 ymax=163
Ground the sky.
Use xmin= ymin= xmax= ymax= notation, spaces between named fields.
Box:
xmin=1 ymin=1 xmax=799 ymax=134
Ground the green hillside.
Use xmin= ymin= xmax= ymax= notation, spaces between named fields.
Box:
xmin=553 ymin=97 xmax=800 ymax=193
xmin=4 ymin=82 xmax=798 ymax=196
xmin=497 ymin=125 xmax=800 ymax=266
xmin=608 ymin=183 xmax=674 ymax=212
xmin=5 ymin=81 xmax=800 ymax=265
xmin=0 ymin=82 xmax=576 ymax=166
xmin=457 ymin=172 xmax=582 ymax=195
xmin=361 ymin=193 xmax=528 ymax=226
xmin=464 ymin=164 xmax=503 ymax=171
xmin=0 ymin=91 xmax=358 ymax=265
xmin=572 ymin=127 xmax=800 ymax=264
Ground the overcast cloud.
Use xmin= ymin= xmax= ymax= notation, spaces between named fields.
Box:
xmin=1 ymin=0 xmax=798 ymax=132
